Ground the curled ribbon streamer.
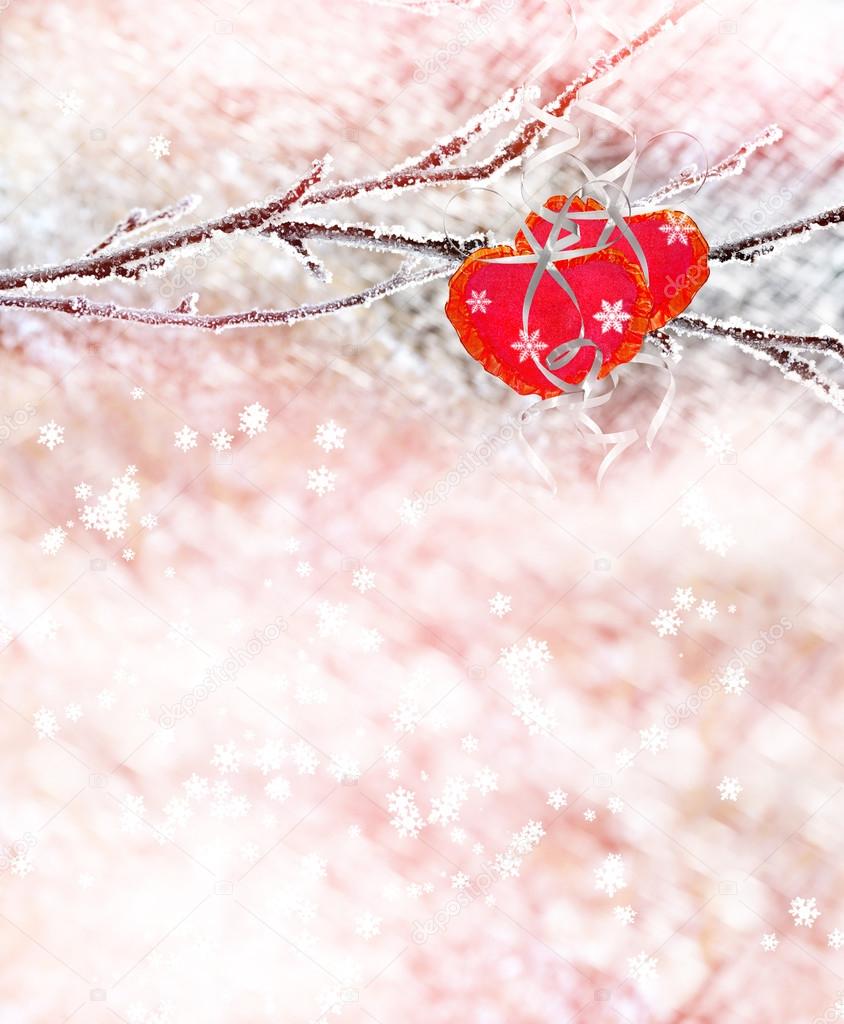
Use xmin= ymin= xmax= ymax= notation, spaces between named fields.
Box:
xmin=441 ymin=4 xmax=705 ymax=488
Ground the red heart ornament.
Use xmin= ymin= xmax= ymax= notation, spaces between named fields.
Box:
xmin=445 ymin=244 xmax=653 ymax=399
xmin=514 ymin=195 xmax=709 ymax=330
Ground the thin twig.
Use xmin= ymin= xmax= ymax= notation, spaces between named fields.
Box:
xmin=0 ymin=261 xmax=455 ymax=332
xmin=709 ymin=204 xmax=844 ymax=263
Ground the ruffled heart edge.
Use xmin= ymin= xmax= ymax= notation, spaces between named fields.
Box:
xmin=514 ymin=195 xmax=710 ymax=331
xmin=445 ymin=244 xmax=654 ymax=400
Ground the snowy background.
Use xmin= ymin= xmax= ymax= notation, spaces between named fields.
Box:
xmin=2 ymin=0 xmax=844 ymax=1021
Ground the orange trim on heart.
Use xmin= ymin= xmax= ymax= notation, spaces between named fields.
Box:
xmin=444 ymin=244 xmax=654 ymax=400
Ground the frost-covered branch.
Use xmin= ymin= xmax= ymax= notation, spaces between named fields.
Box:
xmin=670 ymin=314 xmax=844 ymax=412
xmin=0 ymin=260 xmax=455 ymax=332
xmin=86 ymin=195 xmax=201 ymax=255
xmin=636 ymin=124 xmax=783 ymax=207
xmin=709 ymin=204 xmax=844 ymax=263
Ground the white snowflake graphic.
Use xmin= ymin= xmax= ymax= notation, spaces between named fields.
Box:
xmin=658 ymin=211 xmax=694 ymax=246
xmin=672 ymin=587 xmax=696 ymax=611
xmin=467 ymin=289 xmax=492 ymax=314
xmin=593 ymin=299 xmax=631 ymax=334
xmin=37 ymin=420 xmax=65 ymax=451
xmin=760 ymin=932 xmax=779 ymax=952
xmin=33 ymin=707 xmax=60 ymax=739
xmin=639 ymin=725 xmax=669 ymax=754
xmin=148 ymin=134 xmax=171 ymax=159
xmin=697 ymin=599 xmax=718 ymax=622
xmin=352 ymin=567 xmax=376 ymax=593
xmin=238 ymin=401 xmax=269 ymax=438
xmin=547 ymin=788 xmax=568 ymax=811
xmin=58 ymin=90 xmax=82 ymax=115
xmin=130 ymin=387 xmax=144 ymax=400
xmin=829 ymin=928 xmax=844 ymax=950
xmin=174 ymin=425 xmax=198 ymax=452
xmin=614 ymin=905 xmax=637 ymax=926
xmin=720 ymin=663 xmax=749 ymax=696
xmin=488 ymin=591 xmax=512 ymax=618
xmin=717 ymin=776 xmax=742 ymax=801
xmin=594 ymin=853 xmax=627 ymax=898
xmin=40 ymin=526 xmax=67 ymax=556
xmin=314 ymin=419 xmax=346 ymax=452
xmin=79 ymin=466 xmax=140 ymax=540
xmin=398 ymin=497 xmax=425 ymax=526
xmin=511 ymin=327 xmax=547 ymax=362
xmin=210 ymin=429 xmax=233 ymax=453
xmin=651 ymin=608 xmax=682 ymax=637
xmin=789 ymin=896 xmax=821 ymax=928
xmin=306 ymin=466 xmax=337 ymax=497
xmin=627 ymin=950 xmax=658 ymax=984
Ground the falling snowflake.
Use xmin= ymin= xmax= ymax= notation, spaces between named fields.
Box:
xmin=651 ymin=608 xmax=682 ymax=637
xmin=387 ymin=787 xmax=426 ymax=838
xmin=672 ymin=587 xmax=696 ymax=611
xmin=40 ymin=526 xmax=67 ymax=556
xmin=33 ymin=707 xmax=60 ymax=739
xmin=74 ymin=482 xmax=93 ymax=500
xmin=717 ymin=776 xmax=742 ymax=801
xmin=789 ymin=896 xmax=821 ymax=928
xmin=352 ymin=567 xmax=376 ymax=593
xmin=314 ymin=419 xmax=346 ymax=452
xmin=58 ymin=90 xmax=82 ymax=115
xmin=593 ymin=299 xmax=631 ymax=334
xmin=238 ymin=401 xmax=269 ymax=438
xmin=627 ymin=951 xmax=659 ymax=984
xmin=37 ymin=420 xmax=65 ymax=451
xmin=461 ymin=735 xmax=478 ymax=753
xmin=594 ymin=853 xmax=627 ymax=898
xmin=296 ymin=561 xmax=313 ymax=577
xmin=398 ymin=497 xmax=426 ymax=526
xmin=547 ymin=788 xmax=568 ymax=811
xmin=354 ymin=912 xmax=382 ymax=940
xmin=467 ymin=289 xmax=492 ymax=314
xmin=130 ymin=387 xmax=144 ymax=400
xmin=614 ymin=905 xmax=637 ymax=926
xmin=79 ymin=466 xmax=140 ymax=540
xmin=697 ymin=599 xmax=718 ymax=622
xmin=210 ymin=429 xmax=234 ymax=453
xmin=583 ymin=808 xmax=596 ymax=822
xmin=140 ymin=513 xmax=158 ymax=529
xmin=511 ymin=327 xmax=546 ymax=362
xmin=488 ymin=591 xmax=512 ymax=618
xmin=829 ymin=929 xmax=844 ymax=950
xmin=702 ymin=428 xmax=735 ymax=460
xmin=211 ymin=741 xmax=243 ymax=775
xmin=639 ymin=725 xmax=669 ymax=754
xmin=720 ymin=664 xmax=749 ymax=696
xmin=658 ymin=211 xmax=694 ymax=246
xmin=148 ymin=134 xmax=171 ymax=159
xmin=121 ymin=548 xmax=135 ymax=562
xmin=174 ymin=426 xmax=199 ymax=452
xmin=760 ymin=933 xmax=779 ymax=952
xmin=64 ymin=703 xmax=83 ymax=722
xmin=306 ymin=466 xmax=337 ymax=497
xmin=608 ymin=796 xmax=624 ymax=814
